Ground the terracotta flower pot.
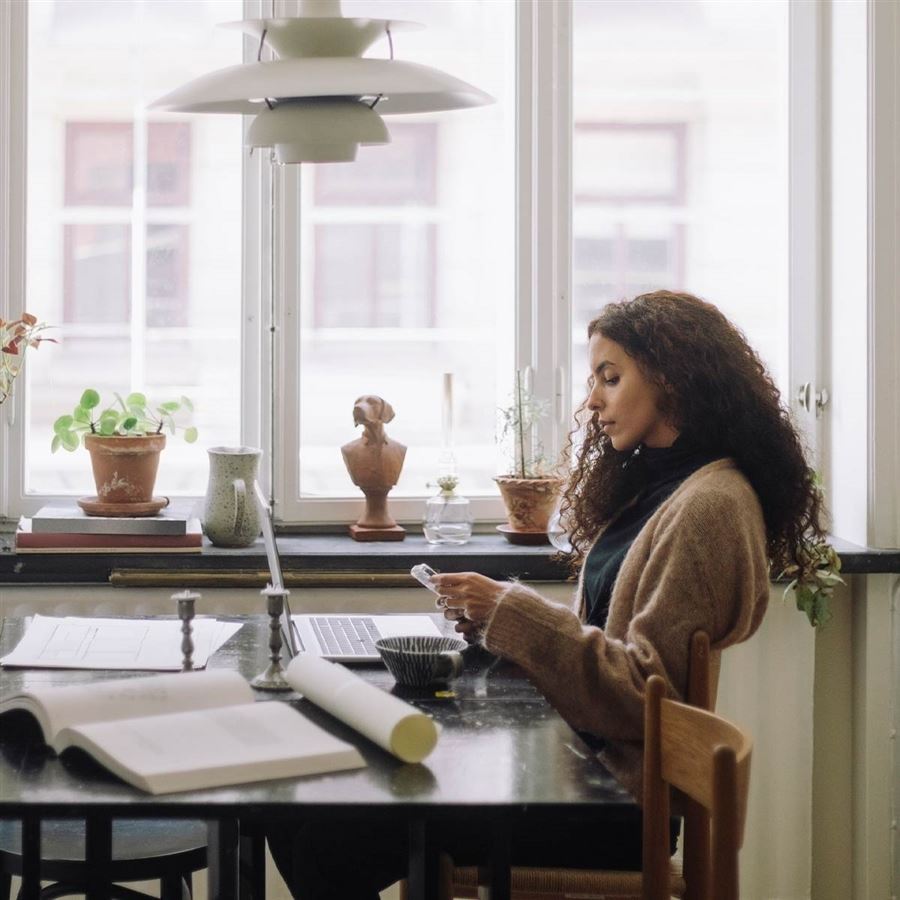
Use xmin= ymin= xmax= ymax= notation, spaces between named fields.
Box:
xmin=494 ymin=475 xmax=564 ymax=533
xmin=84 ymin=433 xmax=166 ymax=504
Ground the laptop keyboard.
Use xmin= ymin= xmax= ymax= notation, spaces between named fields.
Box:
xmin=311 ymin=616 xmax=381 ymax=657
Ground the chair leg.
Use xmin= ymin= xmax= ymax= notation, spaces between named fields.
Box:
xmin=0 ymin=872 xmax=10 ymax=900
xmin=239 ymin=825 xmax=266 ymax=900
xmin=160 ymin=872 xmax=185 ymax=900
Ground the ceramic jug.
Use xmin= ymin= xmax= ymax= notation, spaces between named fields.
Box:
xmin=203 ymin=447 xmax=262 ymax=548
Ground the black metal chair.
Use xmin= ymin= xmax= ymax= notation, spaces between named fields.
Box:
xmin=0 ymin=819 xmax=207 ymax=900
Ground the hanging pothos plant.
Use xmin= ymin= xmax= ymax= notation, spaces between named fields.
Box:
xmin=780 ymin=539 xmax=844 ymax=628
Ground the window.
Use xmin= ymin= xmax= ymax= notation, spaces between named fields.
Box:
xmin=0 ymin=0 xmax=822 ymax=525
xmin=572 ymin=1 xmax=790 ymax=400
xmin=18 ymin=0 xmax=243 ymax=497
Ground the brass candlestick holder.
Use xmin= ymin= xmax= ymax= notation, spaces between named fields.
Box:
xmin=251 ymin=586 xmax=292 ymax=692
xmin=172 ymin=589 xmax=201 ymax=672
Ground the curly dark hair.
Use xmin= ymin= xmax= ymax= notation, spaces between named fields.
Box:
xmin=559 ymin=290 xmax=825 ymax=575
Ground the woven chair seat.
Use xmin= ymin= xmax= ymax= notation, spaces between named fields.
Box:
xmin=447 ymin=856 xmax=685 ymax=899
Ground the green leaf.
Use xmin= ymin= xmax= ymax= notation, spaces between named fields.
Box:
xmin=180 ymin=395 xmax=194 ymax=412
xmin=119 ymin=415 xmax=139 ymax=432
xmin=80 ymin=389 xmax=100 ymax=410
xmin=184 ymin=426 xmax=198 ymax=443
xmin=50 ymin=434 xmax=61 ymax=454
xmin=125 ymin=392 xmax=147 ymax=409
xmin=159 ymin=401 xmax=180 ymax=413
xmin=60 ymin=430 xmax=80 ymax=451
xmin=98 ymin=416 xmax=117 ymax=436
xmin=72 ymin=405 xmax=91 ymax=424
xmin=53 ymin=415 xmax=74 ymax=434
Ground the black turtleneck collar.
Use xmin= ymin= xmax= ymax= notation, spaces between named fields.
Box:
xmin=626 ymin=433 xmax=718 ymax=488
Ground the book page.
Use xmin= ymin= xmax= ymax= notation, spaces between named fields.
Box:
xmin=285 ymin=655 xmax=440 ymax=764
xmin=0 ymin=615 xmax=241 ymax=670
xmin=61 ymin=700 xmax=366 ymax=794
xmin=0 ymin=669 xmax=252 ymax=745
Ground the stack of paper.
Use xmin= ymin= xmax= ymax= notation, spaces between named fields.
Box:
xmin=0 ymin=615 xmax=241 ymax=671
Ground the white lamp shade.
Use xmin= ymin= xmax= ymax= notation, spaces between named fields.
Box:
xmin=150 ymin=3 xmax=493 ymax=164
xmin=150 ymin=57 xmax=493 ymax=116
xmin=245 ymin=98 xmax=389 ymax=163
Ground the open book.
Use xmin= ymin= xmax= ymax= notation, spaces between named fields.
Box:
xmin=0 ymin=669 xmax=365 ymax=795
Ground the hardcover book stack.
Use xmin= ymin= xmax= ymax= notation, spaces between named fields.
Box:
xmin=16 ymin=506 xmax=203 ymax=554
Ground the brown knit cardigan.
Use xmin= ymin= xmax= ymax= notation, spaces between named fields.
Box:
xmin=482 ymin=458 xmax=770 ymax=801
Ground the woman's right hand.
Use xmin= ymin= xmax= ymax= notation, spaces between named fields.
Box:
xmin=437 ymin=597 xmax=484 ymax=643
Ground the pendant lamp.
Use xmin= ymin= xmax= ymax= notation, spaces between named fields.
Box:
xmin=151 ymin=0 xmax=494 ymax=164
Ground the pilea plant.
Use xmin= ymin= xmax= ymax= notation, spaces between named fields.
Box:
xmin=51 ymin=389 xmax=199 ymax=453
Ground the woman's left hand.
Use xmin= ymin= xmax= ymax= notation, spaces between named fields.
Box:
xmin=429 ymin=572 xmax=507 ymax=625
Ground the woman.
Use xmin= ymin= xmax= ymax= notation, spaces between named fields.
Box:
xmin=269 ymin=290 xmax=824 ymax=898
xmin=433 ymin=290 xmax=822 ymax=799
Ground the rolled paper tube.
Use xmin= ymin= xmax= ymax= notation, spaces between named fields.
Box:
xmin=285 ymin=654 xmax=440 ymax=763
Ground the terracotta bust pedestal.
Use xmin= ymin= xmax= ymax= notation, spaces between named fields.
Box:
xmin=341 ymin=395 xmax=407 ymax=541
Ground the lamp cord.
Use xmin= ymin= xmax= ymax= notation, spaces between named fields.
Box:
xmin=259 ymin=28 xmax=275 ymax=110
xmin=370 ymin=26 xmax=394 ymax=108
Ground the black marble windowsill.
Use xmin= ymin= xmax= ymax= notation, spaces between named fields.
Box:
xmin=0 ymin=529 xmax=897 ymax=586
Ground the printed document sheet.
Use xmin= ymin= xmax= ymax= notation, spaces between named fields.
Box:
xmin=0 ymin=615 xmax=242 ymax=670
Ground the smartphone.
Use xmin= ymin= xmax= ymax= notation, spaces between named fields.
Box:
xmin=410 ymin=563 xmax=440 ymax=593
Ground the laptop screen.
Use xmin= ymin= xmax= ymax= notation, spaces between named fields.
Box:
xmin=252 ymin=482 xmax=298 ymax=657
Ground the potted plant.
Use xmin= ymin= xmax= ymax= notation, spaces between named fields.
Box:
xmin=494 ymin=371 xmax=564 ymax=542
xmin=1 ymin=312 xmax=56 ymax=406
xmin=51 ymin=389 xmax=198 ymax=514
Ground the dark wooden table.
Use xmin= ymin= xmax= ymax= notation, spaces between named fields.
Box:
xmin=0 ymin=616 xmax=636 ymax=900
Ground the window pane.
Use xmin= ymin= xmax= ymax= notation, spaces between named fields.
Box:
xmin=572 ymin=0 xmax=789 ymax=396
xmin=65 ymin=123 xmax=133 ymax=206
xmin=298 ymin=0 xmax=516 ymax=499
xmin=25 ymin=0 xmax=244 ymax=496
xmin=63 ymin=224 xmax=132 ymax=324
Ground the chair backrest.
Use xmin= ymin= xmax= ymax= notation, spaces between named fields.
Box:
xmin=642 ymin=674 xmax=753 ymax=900
xmin=684 ymin=631 xmax=713 ymax=900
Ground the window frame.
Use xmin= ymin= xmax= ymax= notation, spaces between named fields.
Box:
xmin=4 ymin=0 xmax=893 ymax=538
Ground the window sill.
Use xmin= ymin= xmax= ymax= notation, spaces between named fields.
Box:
xmin=0 ymin=530 xmax=896 ymax=586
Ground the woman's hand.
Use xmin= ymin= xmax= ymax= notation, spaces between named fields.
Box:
xmin=430 ymin=572 xmax=507 ymax=627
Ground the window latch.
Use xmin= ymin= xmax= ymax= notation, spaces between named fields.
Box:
xmin=796 ymin=382 xmax=829 ymax=417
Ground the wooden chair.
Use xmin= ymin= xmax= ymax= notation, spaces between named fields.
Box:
xmin=641 ymin=676 xmax=752 ymax=900
xmin=0 ymin=819 xmax=207 ymax=900
xmin=435 ymin=631 xmax=735 ymax=900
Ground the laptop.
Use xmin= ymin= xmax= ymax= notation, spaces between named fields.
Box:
xmin=253 ymin=483 xmax=443 ymax=662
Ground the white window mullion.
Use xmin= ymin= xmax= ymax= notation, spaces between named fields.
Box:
xmin=131 ymin=104 xmax=148 ymax=391
xmin=523 ymin=0 xmax=573 ymax=469
xmin=868 ymin=0 xmax=899 ymax=549
xmin=241 ymin=0 xmax=268 ymax=491
xmin=788 ymin=0 xmax=825 ymax=471
xmin=0 ymin=0 xmax=28 ymax=517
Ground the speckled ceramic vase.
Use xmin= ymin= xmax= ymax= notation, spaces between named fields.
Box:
xmin=203 ymin=446 xmax=262 ymax=548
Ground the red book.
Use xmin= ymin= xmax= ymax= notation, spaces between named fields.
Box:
xmin=15 ymin=517 xmax=203 ymax=553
